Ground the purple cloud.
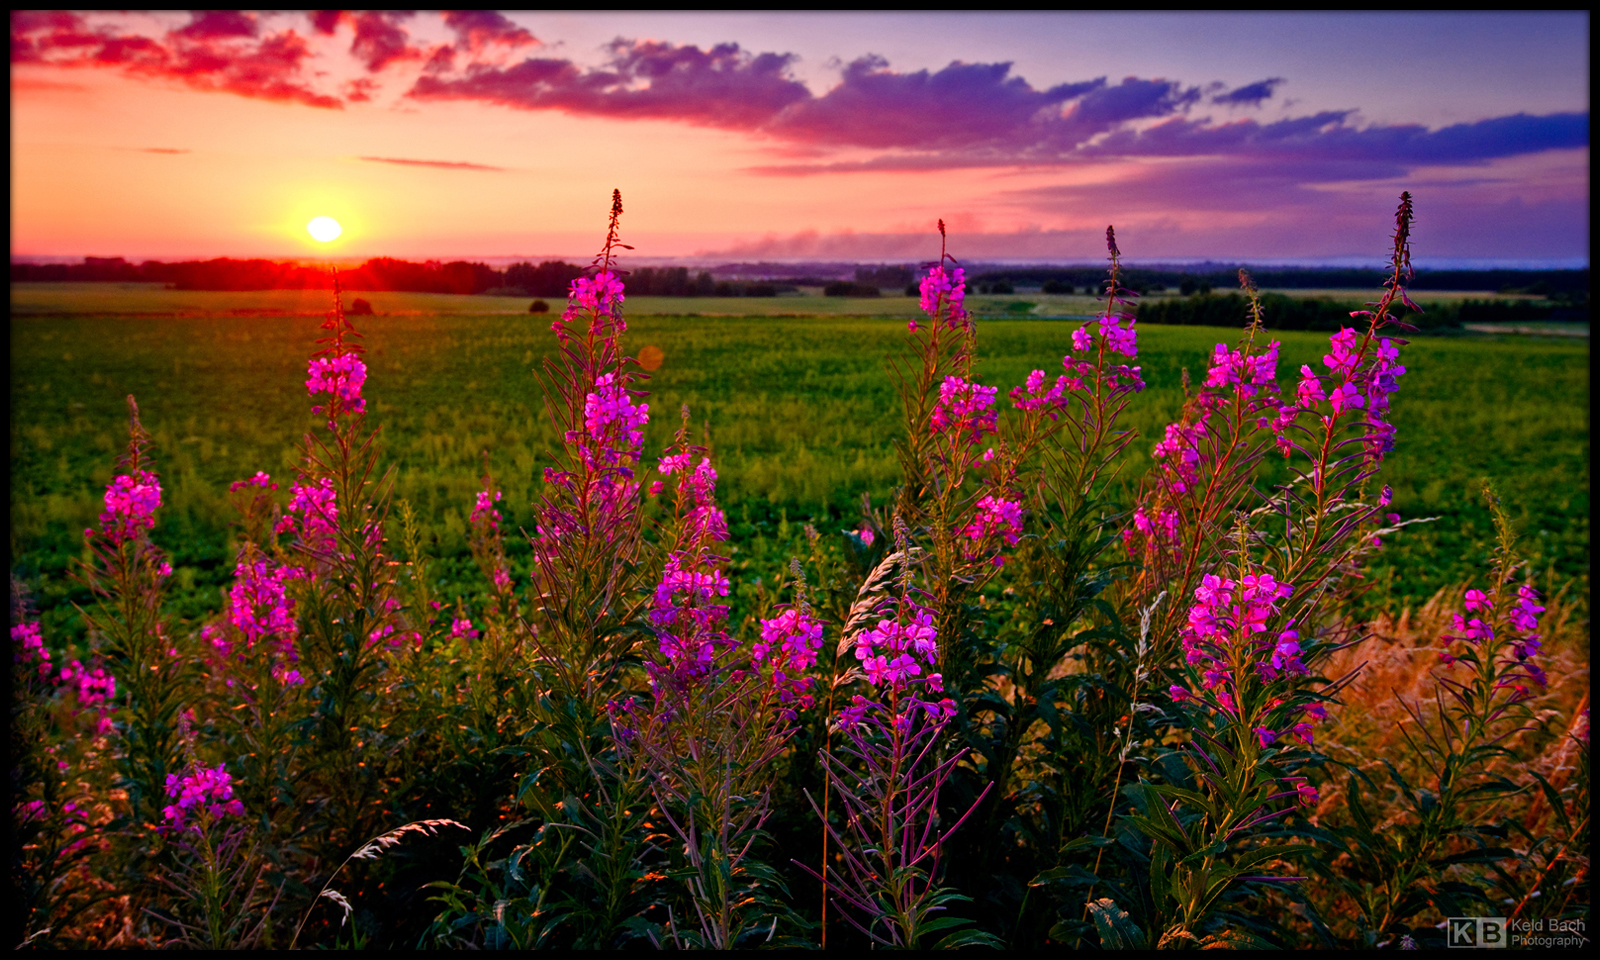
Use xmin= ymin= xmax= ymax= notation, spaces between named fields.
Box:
xmin=358 ymin=155 xmax=504 ymax=171
xmin=1084 ymin=110 xmax=1589 ymax=165
xmin=410 ymin=39 xmax=812 ymax=128
xmin=768 ymin=56 xmax=1102 ymax=150
xmin=1212 ymin=78 xmax=1284 ymax=108
xmin=349 ymin=11 xmax=420 ymax=72
xmin=443 ymin=11 xmax=536 ymax=53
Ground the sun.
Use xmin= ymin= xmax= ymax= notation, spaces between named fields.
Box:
xmin=307 ymin=216 xmax=343 ymax=243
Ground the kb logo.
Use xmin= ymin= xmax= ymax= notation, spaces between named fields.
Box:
xmin=1448 ymin=917 xmax=1507 ymax=948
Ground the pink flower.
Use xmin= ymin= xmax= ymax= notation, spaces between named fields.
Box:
xmin=162 ymin=763 xmax=245 ymax=831
xmin=228 ymin=471 xmax=275 ymax=492
xmin=229 ymin=560 xmax=297 ymax=646
xmin=450 ymin=618 xmax=479 ymax=641
xmin=1098 ymin=315 xmax=1138 ymax=357
xmin=1328 ymin=381 xmax=1365 ymax=415
xmin=918 ymin=265 xmax=968 ymax=327
xmin=931 ymin=376 xmax=999 ymax=443
xmin=306 ymin=354 xmax=367 ymax=416
xmin=12 ymin=622 xmax=51 ymax=677
xmin=1322 ymin=327 xmax=1361 ymax=376
xmin=1296 ymin=365 xmax=1326 ymax=407
xmin=98 ymin=471 xmax=162 ymax=543
xmin=964 ymin=496 xmax=1024 ymax=545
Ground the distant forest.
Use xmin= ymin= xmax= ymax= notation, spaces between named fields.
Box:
xmin=10 ymin=256 xmax=1589 ymax=306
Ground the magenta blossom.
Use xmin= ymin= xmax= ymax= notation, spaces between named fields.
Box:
xmin=964 ymin=496 xmax=1024 ymax=546
xmin=931 ymin=376 xmax=999 ymax=444
xmin=306 ymin=354 xmax=367 ymax=417
xmin=96 ymin=471 xmax=162 ymax=544
xmin=162 ymin=763 xmax=245 ymax=831
xmin=918 ymin=265 xmax=968 ymax=327
xmin=12 ymin=622 xmax=52 ymax=678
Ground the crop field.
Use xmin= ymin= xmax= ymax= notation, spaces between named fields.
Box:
xmin=11 ymin=292 xmax=1589 ymax=643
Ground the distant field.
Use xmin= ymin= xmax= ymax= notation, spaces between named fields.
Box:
xmin=13 ymin=281 xmax=1540 ymax=322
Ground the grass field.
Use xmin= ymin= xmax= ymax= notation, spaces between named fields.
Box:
xmin=10 ymin=288 xmax=1589 ymax=648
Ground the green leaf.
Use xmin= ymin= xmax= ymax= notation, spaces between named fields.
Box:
xmin=1530 ymin=772 xmax=1572 ymax=833
xmin=1086 ymin=897 xmax=1147 ymax=950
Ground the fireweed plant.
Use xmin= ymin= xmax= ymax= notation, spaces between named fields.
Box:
xmin=1324 ymin=482 xmax=1582 ymax=944
xmin=1062 ymin=195 xmax=1439 ymax=947
xmin=9 ymin=191 xmax=1588 ymax=949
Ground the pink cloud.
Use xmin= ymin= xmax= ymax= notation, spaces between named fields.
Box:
xmin=348 ymin=11 xmax=421 ymax=72
xmin=11 ymin=11 xmax=343 ymax=109
xmin=358 ymin=155 xmax=505 ymax=171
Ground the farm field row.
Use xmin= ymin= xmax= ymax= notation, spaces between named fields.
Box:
xmin=10 ymin=308 xmax=1589 ymax=644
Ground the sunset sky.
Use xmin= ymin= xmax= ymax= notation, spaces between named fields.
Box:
xmin=10 ymin=11 xmax=1590 ymax=266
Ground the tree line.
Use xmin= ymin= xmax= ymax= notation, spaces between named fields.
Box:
xmin=13 ymin=257 xmax=1587 ymax=304
xmin=1135 ymin=292 xmax=1589 ymax=331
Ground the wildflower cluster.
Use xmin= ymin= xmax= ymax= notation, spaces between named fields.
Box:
xmin=56 ymin=658 xmax=117 ymax=709
xmin=930 ymin=376 xmax=998 ymax=444
xmin=649 ymin=449 xmax=731 ymax=684
xmin=578 ymin=372 xmax=649 ymax=473
xmin=468 ymin=484 xmax=512 ymax=595
xmin=963 ymin=495 xmax=1023 ymax=546
xmin=754 ymin=606 xmax=826 ymax=716
xmin=1439 ymin=583 xmax=1549 ymax=692
xmin=306 ymin=353 xmax=368 ymax=419
xmin=851 ymin=604 xmax=940 ymax=693
xmin=277 ymin=478 xmax=338 ymax=558
xmin=94 ymin=470 xmax=163 ymax=546
xmin=912 ymin=263 xmax=968 ymax=331
xmin=13 ymin=621 xmax=52 ymax=679
xmin=218 ymin=559 xmax=304 ymax=684
xmin=554 ymin=270 xmax=626 ymax=342
xmin=1064 ymin=314 xmax=1145 ymax=397
xmin=162 ymin=763 xmax=245 ymax=831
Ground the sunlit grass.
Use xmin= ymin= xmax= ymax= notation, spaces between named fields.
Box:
xmin=10 ymin=310 xmax=1587 ymax=644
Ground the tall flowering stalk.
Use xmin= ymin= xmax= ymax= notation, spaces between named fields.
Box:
xmin=889 ymin=222 xmax=1005 ymax=689
xmin=275 ymin=272 xmax=402 ymax=859
xmin=153 ymin=750 xmax=273 ymax=949
xmin=466 ymin=458 xmax=520 ymax=667
xmin=1332 ymin=483 xmax=1559 ymax=940
xmin=902 ymin=227 xmax=1148 ymax=940
xmin=527 ymin=189 xmax=650 ymax=703
xmin=76 ymin=396 xmax=186 ymax=822
xmin=1118 ymin=535 xmax=1328 ymax=947
xmin=803 ymin=520 xmax=993 ymax=948
xmin=1128 ymin=195 xmax=1420 ymax=667
xmin=611 ymin=412 xmax=817 ymax=947
xmin=1093 ymin=195 xmax=1425 ymax=946
xmin=481 ymin=192 xmax=668 ymax=949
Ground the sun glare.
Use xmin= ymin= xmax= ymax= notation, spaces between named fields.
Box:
xmin=307 ymin=216 xmax=342 ymax=243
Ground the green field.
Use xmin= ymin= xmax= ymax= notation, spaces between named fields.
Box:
xmin=10 ymin=286 xmax=1590 ymax=646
